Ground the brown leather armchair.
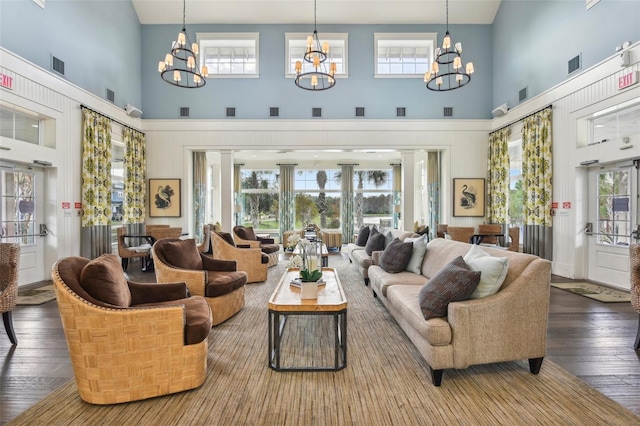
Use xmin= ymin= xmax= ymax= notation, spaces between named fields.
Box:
xmin=52 ymin=253 xmax=211 ymax=404
xmin=233 ymin=225 xmax=279 ymax=267
xmin=1 ymin=243 xmax=20 ymax=344
xmin=211 ymin=231 xmax=268 ymax=283
xmin=152 ymin=238 xmax=247 ymax=325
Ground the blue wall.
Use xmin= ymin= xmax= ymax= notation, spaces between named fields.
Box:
xmin=0 ymin=0 xmax=142 ymax=108
xmin=142 ymin=23 xmax=493 ymax=120
xmin=492 ymin=0 xmax=640 ymax=109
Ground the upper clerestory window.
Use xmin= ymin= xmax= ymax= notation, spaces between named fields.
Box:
xmin=197 ymin=33 xmax=259 ymax=78
xmin=374 ymin=33 xmax=437 ymax=78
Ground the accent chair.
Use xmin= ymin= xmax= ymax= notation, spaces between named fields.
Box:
xmin=233 ymin=225 xmax=279 ymax=267
xmin=211 ymin=231 xmax=268 ymax=283
xmin=0 ymin=243 xmax=20 ymax=345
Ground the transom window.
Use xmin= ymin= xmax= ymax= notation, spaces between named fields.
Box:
xmin=0 ymin=107 xmax=41 ymax=145
xmin=197 ymin=33 xmax=259 ymax=78
xmin=285 ymin=33 xmax=348 ymax=77
xmin=374 ymin=33 xmax=436 ymax=78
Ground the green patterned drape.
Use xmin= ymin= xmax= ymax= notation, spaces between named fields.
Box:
xmin=522 ymin=107 xmax=553 ymax=259
xmin=279 ymin=164 xmax=296 ymax=241
xmin=427 ymin=151 xmax=441 ymax=240
xmin=487 ymin=127 xmax=510 ymax=224
xmin=392 ymin=164 xmax=401 ymax=229
xmin=81 ymin=108 xmax=112 ymax=258
xmin=193 ymin=152 xmax=207 ymax=242
xmin=340 ymin=164 xmax=355 ymax=242
xmin=122 ymin=127 xmax=146 ymax=225
xmin=234 ymin=163 xmax=243 ymax=227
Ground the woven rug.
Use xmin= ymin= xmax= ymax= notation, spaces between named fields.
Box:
xmin=551 ymin=282 xmax=631 ymax=303
xmin=16 ymin=283 xmax=56 ymax=305
xmin=8 ymin=259 xmax=639 ymax=425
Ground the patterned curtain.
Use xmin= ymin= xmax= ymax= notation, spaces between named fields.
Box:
xmin=427 ymin=151 xmax=440 ymax=240
xmin=234 ymin=163 xmax=243 ymax=227
xmin=80 ymin=108 xmax=112 ymax=258
xmin=122 ymin=127 xmax=146 ymax=226
xmin=522 ymin=107 xmax=553 ymax=260
xmin=392 ymin=163 xmax=401 ymax=229
xmin=193 ymin=152 xmax=207 ymax=243
xmin=487 ymin=127 xmax=510 ymax=224
xmin=340 ymin=164 xmax=355 ymax=242
xmin=279 ymin=164 xmax=296 ymax=241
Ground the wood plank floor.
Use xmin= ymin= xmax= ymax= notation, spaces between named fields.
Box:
xmin=1 ymin=253 xmax=639 ymax=424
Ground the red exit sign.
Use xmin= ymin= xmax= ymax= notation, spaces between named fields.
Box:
xmin=0 ymin=73 xmax=13 ymax=90
xmin=619 ymin=71 xmax=638 ymax=90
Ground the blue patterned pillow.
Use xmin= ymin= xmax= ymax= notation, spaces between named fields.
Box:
xmin=418 ymin=256 xmax=481 ymax=320
xmin=379 ymin=238 xmax=414 ymax=273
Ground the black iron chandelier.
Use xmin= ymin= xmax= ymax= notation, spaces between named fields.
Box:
xmin=424 ymin=0 xmax=474 ymax=91
xmin=158 ymin=0 xmax=208 ymax=88
xmin=294 ymin=0 xmax=336 ymax=91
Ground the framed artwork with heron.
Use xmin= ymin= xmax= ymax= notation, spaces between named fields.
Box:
xmin=149 ymin=178 xmax=181 ymax=217
xmin=453 ymin=178 xmax=485 ymax=217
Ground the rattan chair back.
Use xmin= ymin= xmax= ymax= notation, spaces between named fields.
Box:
xmin=1 ymin=243 xmax=20 ymax=344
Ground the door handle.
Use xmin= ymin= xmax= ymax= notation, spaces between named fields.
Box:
xmin=584 ymin=222 xmax=593 ymax=235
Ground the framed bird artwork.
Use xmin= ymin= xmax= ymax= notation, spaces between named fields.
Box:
xmin=149 ymin=178 xmax=181 ymax=217
xmin=453 ymin=178 xmax=485 ymax=217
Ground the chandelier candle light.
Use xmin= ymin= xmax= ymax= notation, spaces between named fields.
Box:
xmin=294 ymin=0 xmax=336 ymax=91
xmin=424 ymin=0 xmax=474 ymax=91
xmin=158 ymin=0 xmax=208 ymax=88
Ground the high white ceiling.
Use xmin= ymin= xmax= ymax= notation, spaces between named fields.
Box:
xmin=132 ymin=0 xmax=502 ymax=25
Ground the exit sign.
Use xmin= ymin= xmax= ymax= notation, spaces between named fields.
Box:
xmin=0 ymin=73 xmax=13 ymax=90
xmin=619 ymin=71 xmax=638 ymax=90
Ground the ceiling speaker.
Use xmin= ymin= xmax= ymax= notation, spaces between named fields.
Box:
xmin=124 ymin=104 xmax=142 ymax=118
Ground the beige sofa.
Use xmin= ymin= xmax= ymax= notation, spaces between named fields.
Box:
xmin=368 ymin=238 xmax=551 ymax=386
xmin=346 ymin=227 xmax=417 ymax=286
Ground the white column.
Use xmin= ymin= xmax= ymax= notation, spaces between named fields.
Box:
xmin=401 ymin=151 xmax=415 ymax=231
xmin=220 ymin=150 xmax=234 ymax=232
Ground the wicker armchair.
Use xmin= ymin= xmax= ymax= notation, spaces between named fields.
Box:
xmin=144 ymin=224 xmax=170 ymax=233
xmin=436 ymin=224 xmax=448 ymax=239
xmin=446 ymin=226 xmax=475 ymax=243
xmin=478 ymin=224 xmax=502 ymax=245
xmin=150 ymin=227 xmax=183 ymax=240
xmin=508 ymin=227 xmax=520 ymax=252
xmin=233 ymin=226 xmax=279 ymax=267
xmin=116 ymin=227 xmax=150 ymax=271
xmin=152 ymin=238 xmax=247 ymax=325
xmin=629 ymin=245 xmax=640 ymax=349
xmin=1 ymin=243 xmax=20 ymax=345
xmin=211 ymin=231 xmax=268 ymax=283
xmin=52 ymin=254 xmax=211 ymax=404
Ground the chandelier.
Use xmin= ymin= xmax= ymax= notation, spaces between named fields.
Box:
xmin=424 ymin=0 xmax=474 ymax=91
xmin=294 ymin=0 xmax=336 ymax=91
xmin=158 ymin=0 xmax=208 ymax=88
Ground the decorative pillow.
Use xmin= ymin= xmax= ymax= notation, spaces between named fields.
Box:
xmin=355 ymin=225 xmax=370 ymax=246
xmin=404 ymin=234 xmax=428 ymax=274
xmin=383 ymin=230 xmax=395 ymax=248
xmin=235 ymin=226 xmax=256 ymax=241
xmin=80 ymin=254 xmax=132 ymax=307
xmin=163 ymin=239 xmax=203 ymax=270
xmin=418 ymin=256 xmax=481 ymax=320
xmin=365 ymin=227 xmax=386 ymax=256
xmin=379 ymin=238 xmax=414 ymax=273
xmin=463 ymin=244 xmax=509 ymax=299
xmin=217 ymin=231 xmax=236 ymax=247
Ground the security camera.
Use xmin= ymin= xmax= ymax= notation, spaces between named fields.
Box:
xmin=492 ymin=103 xmax=509 ymax=117
xmin=124 ymin=103 xmax=143 ymax=118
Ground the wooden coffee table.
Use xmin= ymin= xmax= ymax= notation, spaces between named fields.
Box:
xmin=268 ymin=267 xmax=347 ymax=371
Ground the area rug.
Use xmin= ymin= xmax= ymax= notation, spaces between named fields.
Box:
xmin=7 ymin=259 xmax=639 ymax=425
xmin=16 ymin=283 xmax=56 ymax=305
xmin=551 ymin=281 xmax=631 ymax=303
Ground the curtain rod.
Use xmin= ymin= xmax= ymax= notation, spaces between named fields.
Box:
xmin=491 ymin=104 xmax=553 ymax=135
xmin=80 ymin=104 xmax=144 ymax=135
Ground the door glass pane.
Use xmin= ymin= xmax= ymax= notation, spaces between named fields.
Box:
xmin=597 ymin=169 xmax=630 ymax=246
xmin=1 ymin=170 xmax=36 ymax=245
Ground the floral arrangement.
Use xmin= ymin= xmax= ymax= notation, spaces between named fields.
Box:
xmin=286 ymin=233 xmax=322 ymax=282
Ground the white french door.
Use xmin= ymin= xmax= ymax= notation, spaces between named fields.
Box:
xmin=0 ymin=165 xmax=47 ymax=286
xmin=586 ymin=164 xmax=636 ymax=290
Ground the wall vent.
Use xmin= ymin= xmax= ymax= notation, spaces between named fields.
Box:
xmin=519 ymin=87 xmax=528 ymax=102
xmin=179 ymin=107 xmax=190 ymax=117
xmin=269 ymin=107 xmax=279 ymax=117
xmin=568 ymin=54 xmax=581 ymax=74
xmin=443 ymin=107 xmax=454 ymax=117
xmin=106 ymin=88 xmax=115 ymax=103
xmin=396 ymin=107 xmax=406 ymax=117
xmin=312 ymin=107 xmax=322 ymax=118
xmin=51 ymin=56 xmax=65 ymax=76
xmin=226 ymin=107 xmax=236 ymax=118
xmin=355 ymin=107 xmax=365 ymax=117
